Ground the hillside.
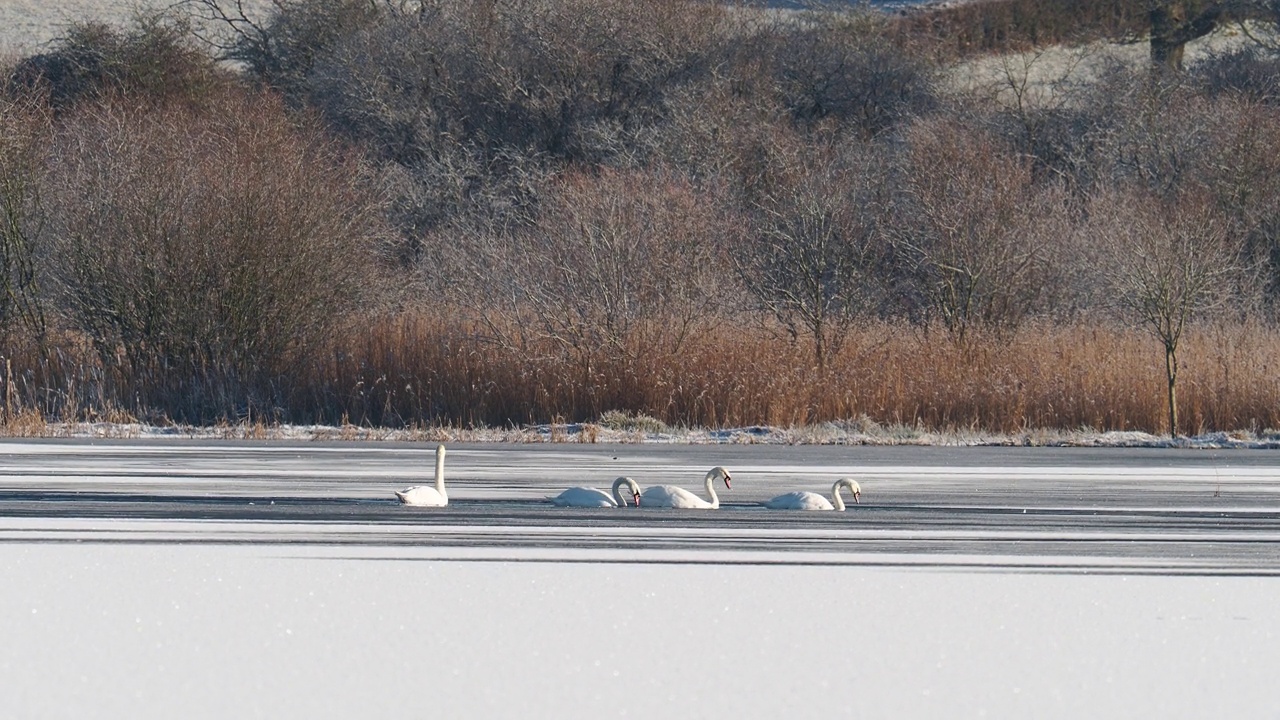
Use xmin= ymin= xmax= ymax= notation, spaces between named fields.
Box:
xmin=2 ymin=0 xmax=1279 ymax=436
xmin=0 ymin=0 xmax=274 ymax=56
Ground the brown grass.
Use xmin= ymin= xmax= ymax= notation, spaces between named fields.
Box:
xmin=303 ymin=312 xmax=1280 ymax=435
xmin=5 ymin=312 xmax=1280 ymax=435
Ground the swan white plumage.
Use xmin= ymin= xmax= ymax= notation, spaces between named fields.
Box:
xmin=640 ymin=467 xmax=732 ymax=509
xmin=764 ymin=478 xmax=861 ymax=511
xmin=549 ymin=477 xmax=642 ymax=508
xmin=395 ymin=444 xmax=448 ymax=507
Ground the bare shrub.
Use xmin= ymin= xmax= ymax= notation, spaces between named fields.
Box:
xmin=1195 ymin=45 xmax=1280 ymax=103
xmin=1079 ymin=69 xmax=1218 ymax=198
xmin=598 ymin=410 xmax=668 ymax=434
xmin=886 ymin=119 xmax=1070 ymax=343
xmin=1192 ymin=96 xmax=1280 ymax=305
xmin=204 ymin=0 xmax=726 ymax=248
xmin=736 ymin=133 xmax=890 ymax=371
xmin=469 ymin=166 xmax=730 ymax=357
xmin=1078 ymin=79 xmax=1280 ymax=306
xmin=184 ymin=0 xmax=381 ymax=99
xmin=0 ymin=89 xmax=51 ymax=341
xmin=444 ymin=166 xmax=732 ymax=419
xmin=7 ymin=11 xmax=229 ymax=110
xmin=896 ymin=0 xmax=1149 ymax=57
xmin=745 ymin=9 xmax=938 ymax=137
xmin=42 ymin=92 xmax=386 ymax=421
xmin=302 ymin=0 xmax=724 ymax=162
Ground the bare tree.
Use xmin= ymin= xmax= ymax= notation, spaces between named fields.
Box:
xmin=1194 ymin=96 xmax=1280 ymax=306
xmin=1084 ymin=76 xmax=1280 ymax=308
xmin=1089 ymin=185 xmax=1250 ymax=437
xmin=735 ymin=136 xmax=888 ymax=371
xmin=1146 ymin=0 xmax=1280 ymax=70
xmin=0 ymin=91 xmax=50 ymax=341
xmin=462 ymin=167 xmax=731 ymax=378
xmin=180 ymin=0 xmax=384 ymax=97
xmin=887 ymin=120 xmax=1067 ymax=344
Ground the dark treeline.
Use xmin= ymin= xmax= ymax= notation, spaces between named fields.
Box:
xmin=2 ymin=0 xmax=1280 ymax=435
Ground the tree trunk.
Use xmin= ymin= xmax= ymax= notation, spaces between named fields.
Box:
xmin=1150 ymin=1 xmax=1228 ymax=72
xmin=1151 ymin=2 xmax=1190 ymax=70
xmin=814 ymin=314 xmax=826 ymax=374
xmin=1164 ymin=342 xmax=1179 ymax=438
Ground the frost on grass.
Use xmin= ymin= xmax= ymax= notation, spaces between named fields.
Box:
xmin=9 ymin=419 xmax=1280 ymax=449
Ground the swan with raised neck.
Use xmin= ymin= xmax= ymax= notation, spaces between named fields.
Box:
xmin=395 ymin=444 xmax=448 ymax=507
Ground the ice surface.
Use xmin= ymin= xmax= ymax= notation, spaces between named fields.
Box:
xmin=3 ymin=541 xmax=1279 ymax=719
xmin=2 ymin=439 xmax=1280 ymax=718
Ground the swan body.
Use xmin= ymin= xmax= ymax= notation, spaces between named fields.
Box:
xmin=395 ymin=444 xmax=448 ymax=507
xmin=550 ymin=477 xmax=642 ymax=507
xmin=640 ymin=467 xmax=732 ymax=509
xmin=765 ymin=478 xmax=862 ymax=511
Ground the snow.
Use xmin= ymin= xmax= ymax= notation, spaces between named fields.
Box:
xmin=0 ymin=0 xmax=277 ymax=56
xmin=2 ymin=439 xmax=1280 ymax=717
xmin=9 ymin=419 xmax=1280 ymax=449
xmin=2 ymin=540 xmax=1279 ymax=719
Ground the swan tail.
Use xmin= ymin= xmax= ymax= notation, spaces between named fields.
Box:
xmin=394 ymin=490 xmax=408 ymax=503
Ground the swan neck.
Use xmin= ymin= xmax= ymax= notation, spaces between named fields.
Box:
xmin=611 ymin=477 xmax=636 ymax=506
xmin=435 ymin=446 xmax=447 ymax=497
xmin=704 ymin=471 xmax=719 ymax=509
xmin=832 ymin=481 xmax=845 ymax=511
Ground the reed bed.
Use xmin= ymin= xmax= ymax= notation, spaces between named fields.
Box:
xmin=11 ymin=313 xmax=1273 ymax=436
xmin=303 ymin=314 xmax=1280 ymax=434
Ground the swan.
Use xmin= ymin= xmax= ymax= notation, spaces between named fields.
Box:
xmin=764 ymin=478 xmax=861 ymax=511
xmin=549 ymin=477 xmax=642 ymax=508
xmin=640 ymin=467 xmax=732 ymax=509
xmin=395 ymin=444 xmax=448 ymax=507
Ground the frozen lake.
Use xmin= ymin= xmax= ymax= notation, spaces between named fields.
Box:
xmin=3 ymin=440 xmax=1280 ymax=718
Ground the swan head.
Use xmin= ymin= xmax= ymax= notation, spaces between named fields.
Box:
xmin=613 ymin=476 xmax=642 ymax=507
xmin=625 ymin=477 xmax=642 ymax=507
xmin=710 ymin=466 xmax=732 ymax=490
xmin=839 ymin=478 xmax=862 ymax=504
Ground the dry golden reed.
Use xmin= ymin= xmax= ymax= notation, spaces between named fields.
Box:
xmin=5 ymin=312 xmax=1279 ymax=435
xmin=311 ymin=312 xmax=1280 ymax=435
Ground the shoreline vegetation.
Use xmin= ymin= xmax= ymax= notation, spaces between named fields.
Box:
xmin=2 ymin=0 xmax=1280 ymax=439
xmin=5 ymin=417 xmax=1280 ymax=449
xmin=6 ymin=320 xmax=1280 ymax=440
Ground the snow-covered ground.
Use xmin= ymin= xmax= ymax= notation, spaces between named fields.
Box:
xmin=9 ymin=418 xmax=1280 ymax=449
xmin=4 ymin=540 xmax=1279 ymax=719
xmin=2 ymin=439 xmax=1280 ymax=717
xmin=0 ymin=0 xmax=276 ymax=56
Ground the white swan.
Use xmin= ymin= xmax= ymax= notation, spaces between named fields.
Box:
xmin=640 ymin=467 xmax=732 ymax=509
xmin=549 ymin=477 xmax=642 ymax=508
xmin=395 ymin=444 xmax=448 ymax=507
xmin=764 ymin=478 xmax=862 ymax=511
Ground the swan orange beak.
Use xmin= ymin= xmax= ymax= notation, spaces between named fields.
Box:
xmin=854 ymin=491 xmax=861 ymax=504
xmin=633 ymin=492 xmax=641 ymax=507
xmin=724 ymin=476 xmax=732 ymax=490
